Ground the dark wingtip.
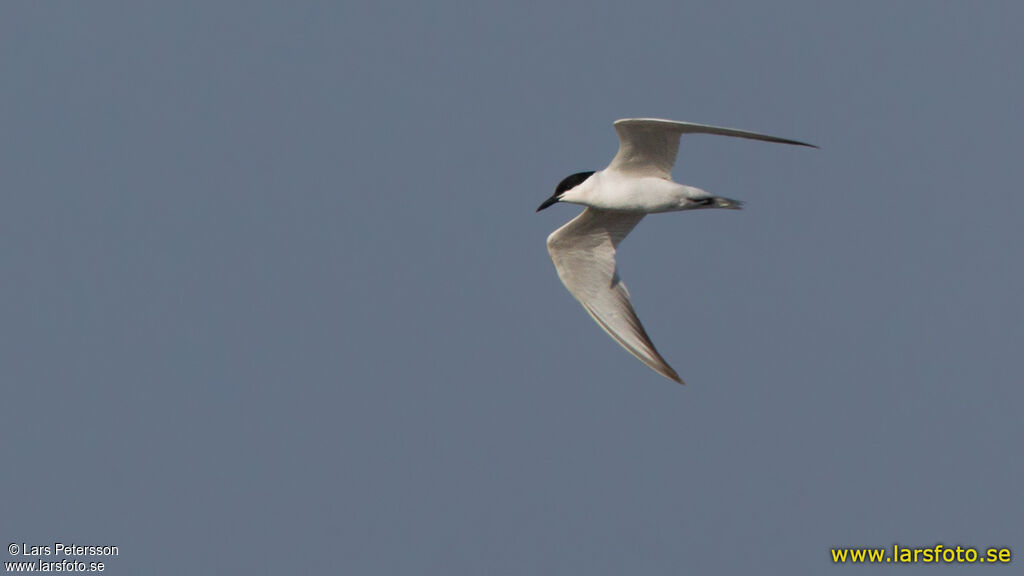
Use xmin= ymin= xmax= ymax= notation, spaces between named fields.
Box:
xmin=658 ymin=363 xmax=684 ymax=384
xmin=777 ymin=138 xmax=818 ymax=149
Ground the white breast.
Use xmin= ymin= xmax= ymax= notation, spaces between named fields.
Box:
xmin=584 ymin=171 xmax=689 ymax=213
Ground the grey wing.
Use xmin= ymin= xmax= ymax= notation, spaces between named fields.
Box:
xmin=546 ymin=208 xmax=683 ymax=384
xmin=608 ymin=118 xmax=817 ymax=178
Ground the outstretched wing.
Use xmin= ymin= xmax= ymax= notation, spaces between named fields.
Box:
xmin=608 ymin=118 xmax=816 ymax=178
xmin=546 ymin=208 xmax=682 ymax=384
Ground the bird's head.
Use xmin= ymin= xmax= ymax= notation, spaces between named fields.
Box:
xmin=537 ymin=171 xmax=595 ymax=211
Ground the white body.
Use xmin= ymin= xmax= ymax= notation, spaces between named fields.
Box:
xmin=561 ymin=171 xmax=705 ymax=213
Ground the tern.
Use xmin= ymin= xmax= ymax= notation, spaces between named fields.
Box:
xmin=538 ymin=118 xmax=815 ymax=384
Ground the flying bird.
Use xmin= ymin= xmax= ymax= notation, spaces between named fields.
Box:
xmin=538 ymin=118 xmax=815 ymax=384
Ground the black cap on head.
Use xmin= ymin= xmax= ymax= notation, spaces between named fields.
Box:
xmin=536 ymin=171 xmax=595 ymax=212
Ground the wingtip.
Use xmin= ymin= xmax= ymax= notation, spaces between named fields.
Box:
xmin=779 ymin=138 xmax=818 ymax=149
xmin=660 ymin=366 xmax=684 ymax=385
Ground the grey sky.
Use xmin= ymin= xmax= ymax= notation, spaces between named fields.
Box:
xmin=3 ymin=2 xmax=1021 ymax=574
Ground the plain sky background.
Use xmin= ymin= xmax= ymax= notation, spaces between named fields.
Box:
xmin=3 ymin=2 xmax=1021 ymax=574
